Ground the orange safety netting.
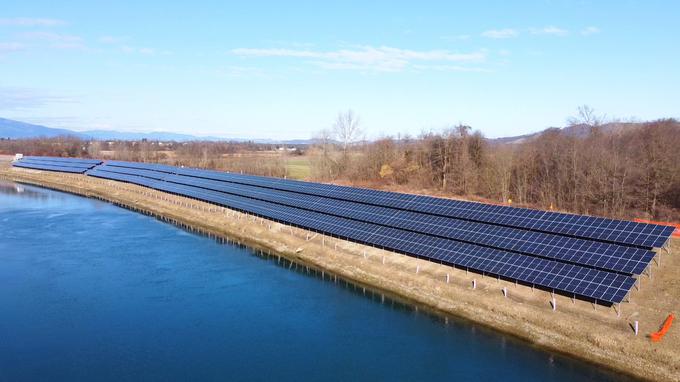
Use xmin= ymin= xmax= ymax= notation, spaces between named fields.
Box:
xmin=650 ymin=314 xmax=675 ymax=342
xmin=633 ymin=219 xmax=680 ymax=238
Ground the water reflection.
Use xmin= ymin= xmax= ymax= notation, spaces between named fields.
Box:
xmin=0 ymin=181 xmax=48 ymax=199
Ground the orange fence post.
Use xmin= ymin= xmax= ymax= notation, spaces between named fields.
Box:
xmin=650 ymin=314 xmax=675 ymax=342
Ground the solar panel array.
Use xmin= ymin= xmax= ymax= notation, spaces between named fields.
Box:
xmin=12 ymin=156 xmax=102 ymax=173
xmin=93 ymin=164 xmax=654 ymax=275
xmin=101 ymin=160 xmax=674 ymax=248
xmin=13 ymin=157 xmax=674 ymax=304
xmin=90 ymin=160 xmax=674 ymax=304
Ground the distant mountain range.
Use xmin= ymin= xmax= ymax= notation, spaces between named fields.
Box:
xmin=488 ymin=122 xmax=647 ymax=145
xmin=0 ymin=117 xmax=661 ymax=145
xmin=0 ymin=118 xmax=314 ymax=144
xmin=0 ymin=118 xmax=85 ymax=139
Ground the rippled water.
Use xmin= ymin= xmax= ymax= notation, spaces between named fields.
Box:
xmin=0 ymin=181 xmax=633 ymax=381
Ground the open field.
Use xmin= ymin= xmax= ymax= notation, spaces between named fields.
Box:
xmin=284 ymin=157 xmax=312 ymax=180
xmin=1 ymin=157 xmax=678 ymax=381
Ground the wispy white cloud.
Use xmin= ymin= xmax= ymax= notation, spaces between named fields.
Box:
xmin=231 ymin=45 xmax=486 ymax=72
xmin=481 ymin=29 xmax=518 ymax=39
xmin=122 ymin=45 xmax=153 ymax=54
xmin=0 ymin=42 xmax=26 ymax=54
xmin=20 ymin=31 xmax=86 ymax=50
xmin=0 ymin=17 xmax=66 ymax=27
xmin=581 ymin=26 xmax=600 ymax=36
xmin=441 ymin=34 xmax=470 ymax=41
xmin=215 ymin=66 xmax=270 ymax=79
xmin=120 ymin=45 xmax=169 ymax=55
xmin=0 ymin=86 xmax=75 ymax=110
xmin=99 ymin=35 xmax=128 ymax=44
xmin=99 ymin=36 xmax=165 ymax=55
xmin=530 ymin=26 xmax=569 ymax=36
xmin=412 ymin=64 xmax=491 ymax=73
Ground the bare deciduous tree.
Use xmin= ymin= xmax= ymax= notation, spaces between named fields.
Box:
xmin=333 ymin=109 xmax=362 ymax=156
xmin=567 ymin=105 xmax=603 ymax=127
xmin=311 ymin=128 xmax=339 ymax=180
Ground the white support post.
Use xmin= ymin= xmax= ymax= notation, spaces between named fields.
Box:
xmin=502 ymin=287 xmax=507 ymax=298
xmin=551 ymin=296 xmax=556 ymax=311
xmin=472 ymin=279 xmax=477 ymax=289
xmin=446 ymin=273 xmax=450 ymax=284
xmin=634 ymin=321 xmax=639 ymax=336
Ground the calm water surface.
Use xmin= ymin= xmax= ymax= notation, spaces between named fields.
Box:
xmin=0 ymin=181 xmax=633 ymax=381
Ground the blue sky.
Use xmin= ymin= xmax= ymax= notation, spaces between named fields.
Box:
xmin=1 ymin=1 xmax=678 ymax=140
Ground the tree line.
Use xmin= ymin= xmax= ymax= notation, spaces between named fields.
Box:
xmin=2 ymin=112 xmax=678 ymax=221
xmin=309 ymin=114 xmax=680 ymax=221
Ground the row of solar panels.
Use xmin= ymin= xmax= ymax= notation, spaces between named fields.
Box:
xmin=13 ymin=157 xmax=674 ymax=304
xmin=94 ymin=164 xmax=653 ymax=275
xmin=88 ymin=161 xmax=669 ymax=304
xmin=102 ymin=160 xmax=674 ymax=249
xmin=12 ymin=156 xmax=102 ymax=173
xmin=86 ymin=167 xmax=636 ymax=304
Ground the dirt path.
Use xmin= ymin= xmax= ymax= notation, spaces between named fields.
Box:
xmin=1 ymin=161 xmax=678 ymax=381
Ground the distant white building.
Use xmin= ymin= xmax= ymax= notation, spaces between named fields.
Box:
xmin=13 ymin=153 xmax=23 ymax=161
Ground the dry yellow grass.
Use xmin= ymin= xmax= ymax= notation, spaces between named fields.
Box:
xmin=1 ymin=159 xmax=678 ymax=381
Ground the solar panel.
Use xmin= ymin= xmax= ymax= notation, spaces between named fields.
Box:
xmin=18 ymin=159 xmax=94 ymax=170
xmin=14 ymin=156 xmax=102 ymax=174
xmin=23 ymin=156 xmax=102 ymax=165
xmin=86 ymin=169 xmax=161 ymax=188
xmin=93 ymin=165 xmax=168 ymax=181
xmin=105 ymin=160 xmax=178 ymax=173
xmin=13 ymin=161 xmax=89 ymax=173
xmin=94 ymin=164 xmax=653 ymax=275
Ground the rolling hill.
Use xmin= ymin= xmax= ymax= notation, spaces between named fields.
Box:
xmin=0 ymin=118 xmax=302 ymax=143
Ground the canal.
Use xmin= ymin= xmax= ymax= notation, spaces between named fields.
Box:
xmin=0 ymin=181 xmax=632 ymax=381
